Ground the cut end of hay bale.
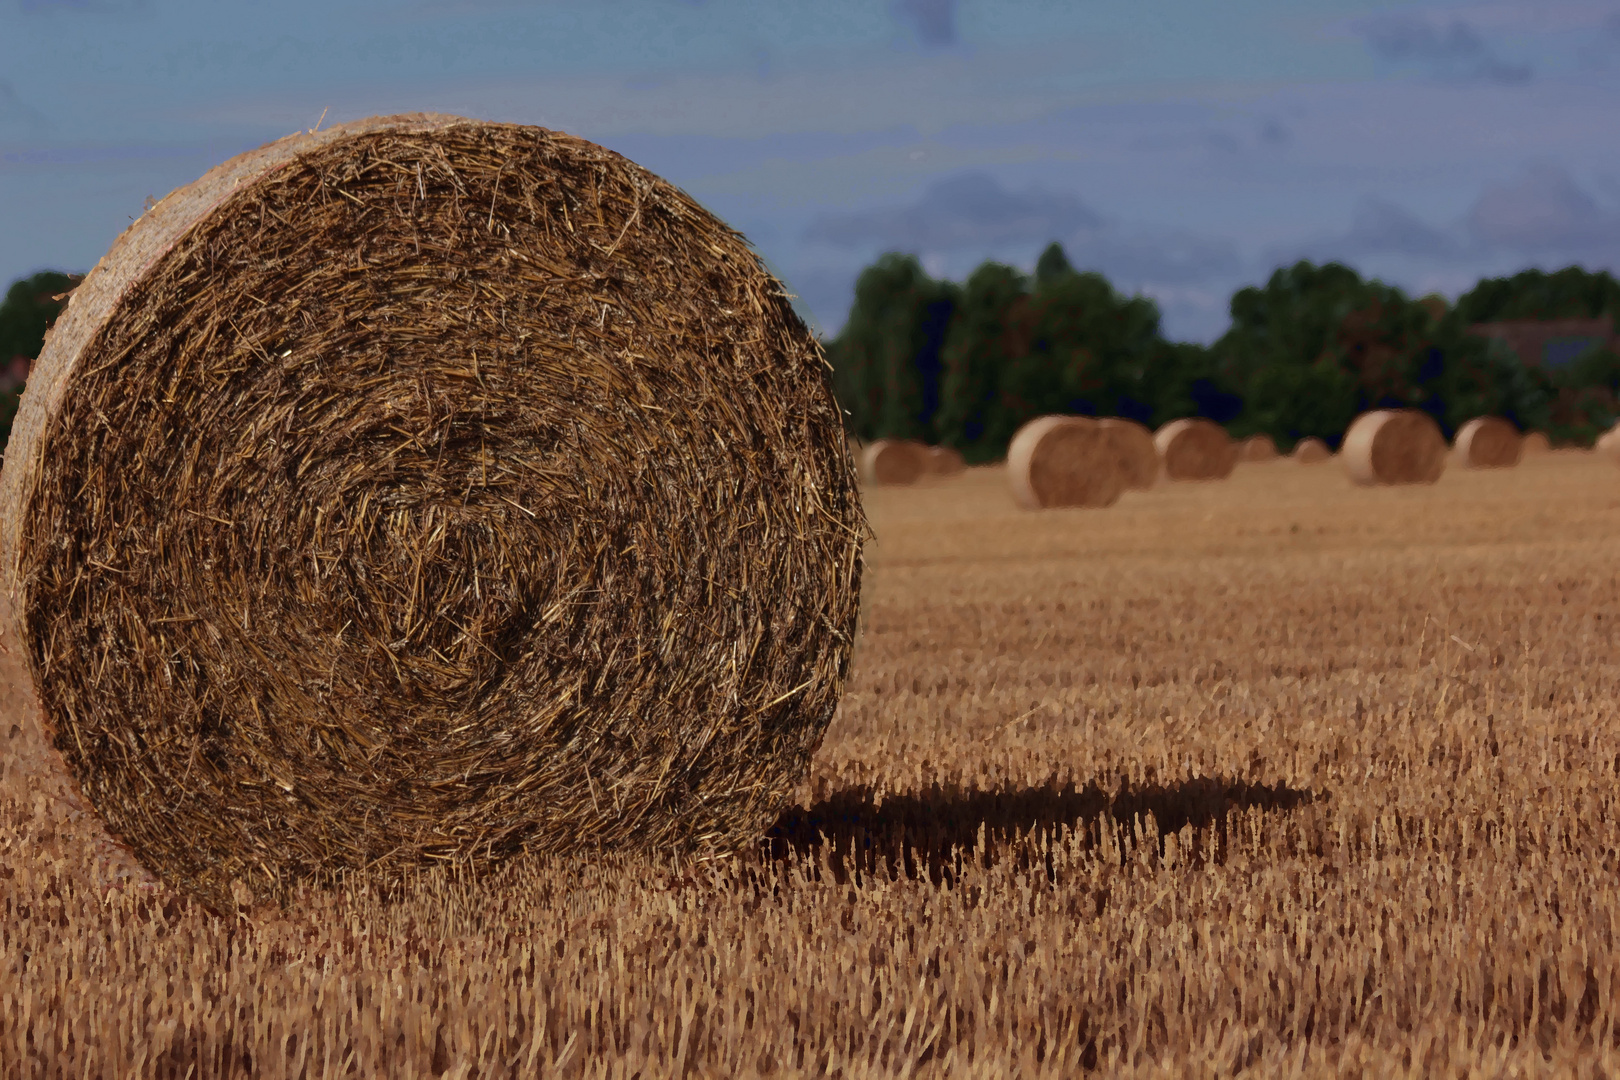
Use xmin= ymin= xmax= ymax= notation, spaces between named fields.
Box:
xmin=1292 ymin=437 xmax=1332 ymax=464
xmin=1006 ymin=416 xmax=1126 ymax=510
xmin=1342 ymin=409 xmax=1447 ymax=486
xmin=862 ymin=439 xmax=930 ymax=486
xmin=0 ymin=114 xmax=864 ymax=913
xmin=1154 ymin=418 xmax=1238 ymax=482
xmin=926 ymin=445 xmax=966 ymax=477
xmin=1238 ymin=434 xmax=1279 ymax=462
xmin=1522 ymin=431 xmax=1551 ymax=454
xmin=1098 ymin=418 xmax=1159 ymax=490
xmin=1453 ymin=416 xmax=1522 ymax=469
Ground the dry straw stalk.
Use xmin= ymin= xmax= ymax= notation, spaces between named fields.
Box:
xmin=1453 ymin=416 xmax=1522 ymax=469
xmin=1005 ymin=416 xmax=1125 ymax=510
xmin=1342 ymin=409 xmax=1447 ymax=485
xmin=0 ymin=114 xmax=865 ymax=913
xmin=1153 ymin=418 xmax=1238 ymax=481
xmin=1098 ymin=418 xmax=1159 ymax=490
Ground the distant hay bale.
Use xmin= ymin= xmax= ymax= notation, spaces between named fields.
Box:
xmin=1341 ymin=409 xmax=1447 ymax=486
xmin=1453 ymin=416 xmax=1522 ymax=469
xmin=1596 ymin=425 xmax=1620 ymax=457
xmin=926 ymin=445 xmax=966 ymax=476
xmin=1239 ymin=434 xmax=1279 ymax=462
xmin=1099 ymin=418 xmax=1159 ymax=489
xmin=862 ymin=439 xmax=930 ymax=485
xmin=1006 ymin=416 xmax=1126 ymax=509
xmin=1154 ymin=418 xmax=1238 ymax=481
xmin=1522 ymin=431 xmax=1551 ymax=454
xmin=1292 ymin=437 xmax=1332 ymax=464
xmin=0 ymin=114 xmax=864 ymax=913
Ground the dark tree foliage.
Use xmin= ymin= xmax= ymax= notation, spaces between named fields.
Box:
xmin=826 ymin=250 xmax=1620 ymax=461
xmin=824 ymin=254 xmax=959 ymax=443
xmin=0 ymin=270 xmax=79 ymax=455
xmin=1033 ymin=241 xmax=1075 ymax=289
xmin=937 ymin=261 xmax=1030 ymax=461
xmin=1454 ymin=266 xmax=1620 ymax=324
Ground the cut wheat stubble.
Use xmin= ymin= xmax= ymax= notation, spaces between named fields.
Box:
xmin=0 ymin=114 xmax=865 ymax=914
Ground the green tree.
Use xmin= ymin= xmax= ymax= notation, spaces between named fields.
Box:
xmin=936 ymin=261 xmax=1029 ymax=461
xmin=0 ymin=270 xmax=79 ymax=456
xmin=1454 ymin=267 xmax=1620 ymax=323
xmin=824 ymin=254 xmax=959 ymax=443
xmin=1033 ymin=241 xmax=1074 ymax=289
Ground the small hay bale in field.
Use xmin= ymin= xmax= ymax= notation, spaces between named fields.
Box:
xmin=1341 ymin=409 xmax=1447 ymax=485
xmin=862 ymin=439 xmax=929 ymax=485
xmin=926 ymin=445 xmax=966 ymax=476
xmin=1154 ymin=418 xmax=1238 ymax=481
xmin=1453 ymin=416 xmax=1522 ymax=469
xmin=1292 ymin=437 xmax=1332 ymax=463
xmin=1006 ymin=416 xmax=1126 ymax=509
xmin=1239 ymin=433 xmax=1279 ymax=462
xmin=1099 ymin=418 xmax=1159 ymax=489
xmin=1522 ymin=431 xmax=1551 ymax=454
xmin=0 ymin=114 xmax=864 ymax=914
xmin=1596 ymin=425 xmax=1620 ymax=458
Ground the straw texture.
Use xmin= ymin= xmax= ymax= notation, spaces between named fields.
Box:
xmin=1153 ymin=419 xmax=1238 ymax=482
xmin=1005 ymin=416 xmax=1125 ymax=510
xmin=1098 ymin=418 xmax=1158 ymax=490
xmin=1342 ymin=409 xmax=1447 ymax=486
xmin=1453 ymin=416 xmax=1522 ymax=469
xmin=0 ymin=115 xmax=864 ymax=912
xmin=862 ymin=439 xmax=928 ymax=486
xmin=1292 ymin=438 xmax=1332 ymax=464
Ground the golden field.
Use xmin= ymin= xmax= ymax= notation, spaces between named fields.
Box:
xmin=4 ymin=449 xmax=1620 ymax=1077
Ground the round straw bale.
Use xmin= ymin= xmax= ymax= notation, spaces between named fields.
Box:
xmin=1006 ymin=416 xmax=1126 ymax=509
xmin=926 ymin=445 xmax=966 ymax=476
xmin=1238 ymin=433 xmax=1279 ymax=462
xmin=1341 ymin=409 xmax=1447 ymax=485
xmin=1098 ymin=418 xmax=1159 ymax=489
xmin=1522 ymin=431 xmax=1551 ymax=454
xmin=1453 ymin=416 xmax=1522 ymax=469
xmin=862 ymin=438 xmax=929 ymax=485
xmin=1292 ymin=437 xmax=1332 ymax=463
xmin=1153 ymin=418 xmax=1239 ymax=481
xmin=0 ymin=115 xmax=864 ymax=913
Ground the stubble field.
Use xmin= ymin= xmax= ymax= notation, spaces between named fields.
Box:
xmin=4 ymin=450 xmax=1620 ymax=1077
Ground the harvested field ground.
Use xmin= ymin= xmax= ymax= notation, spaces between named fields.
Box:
xmin=5 ymin=450 xmax=1620 ymax=1077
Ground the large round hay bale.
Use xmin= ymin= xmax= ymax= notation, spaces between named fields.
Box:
xmin=1154 ymin=418 xmax=1238 ymax=481
xmin=1006 ymin=416 xmax=1126 ymax=509
xmin=862 ymin=438 xmax=929 ymax=485
xmin=1292 ymin=437 xmax=1332 ymax=463
xmin=0 ymin=115 xmax=864 ymax=913
xmin=1341 ymin=409 xmax=1447 ymax=486
xmin=1099 ymin=418 xmax=1159 ymax=489
xmin=926 ymin=445 xmax=966 ymax=476
xmin=1453 ymin=416 xmax=1522 ymax=469
xmin=1238 ymin=433 xmax=1279 ymax=462
xmin=1522 ymin=431 xmax=1551 ymax=455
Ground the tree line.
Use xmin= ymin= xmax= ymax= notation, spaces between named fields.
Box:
xmin=825 ymin=245 xmax=1620 ymax=462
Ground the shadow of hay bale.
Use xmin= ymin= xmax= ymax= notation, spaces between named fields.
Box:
xmin=764 ymin=775 xmax=1322 ymax=887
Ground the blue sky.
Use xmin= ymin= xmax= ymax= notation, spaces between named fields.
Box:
xmin=4 ymin=0 xmax=1620 ymax=342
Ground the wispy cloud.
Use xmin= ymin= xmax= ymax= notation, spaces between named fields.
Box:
xmin=890 ymin=0 xmax=957 ymax=47
xmin=804 ymin=171 xmax=1102 ymax=251
xmin=1466 ymin=163 xmax=1620 ymax=250
xmin=1355 ymin=13 xmax=1531 ymax=83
